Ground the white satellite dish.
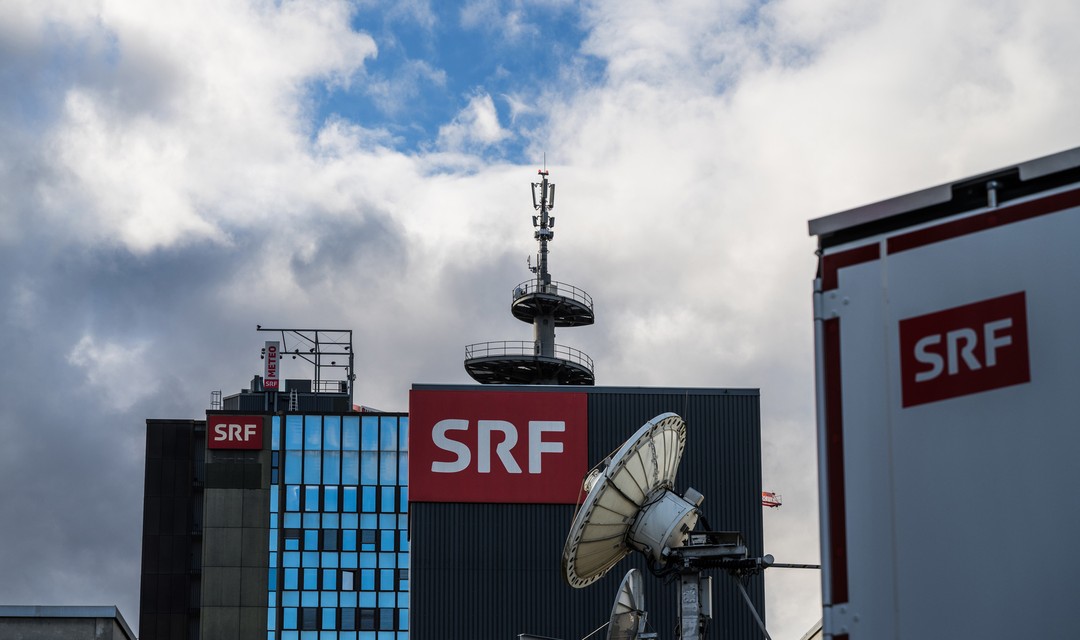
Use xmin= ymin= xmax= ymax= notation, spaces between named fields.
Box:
xmin=562 ymin=412 xmax=702 ymax=588
xmin=608 ymin=569 xmax=651 ymax=640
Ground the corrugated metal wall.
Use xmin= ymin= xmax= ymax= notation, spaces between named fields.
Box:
xmin=410 ymin=386 xmax=763 ymax=640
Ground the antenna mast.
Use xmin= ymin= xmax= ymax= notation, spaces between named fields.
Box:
xmin=463 ymin=169 xmax=595 ymax=385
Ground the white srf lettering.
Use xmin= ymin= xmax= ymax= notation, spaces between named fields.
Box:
xmin=213 ymin=423 xmax=228 ymax=441
xmin=478 ymin=420 xmax=521 ymax=474
xmin=244 ymin=423 xmax=257 ymax=441
xmin=431 ymin=419 xmax=470 ymax=473
xmin=913 ymin=317 xmax=1015 ymax=382
xmin=946 ymin=328 xmax=980 ymax=375
xmin=528 ymin=421 xmax=565 ymax=474
xmin=984 ymin=318 xmax=1013 ymax=366
xmin=914 ymin=335 xmax=944 ymax=382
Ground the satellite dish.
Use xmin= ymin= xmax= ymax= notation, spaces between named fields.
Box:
xmin=608 ymin=569 xmax=648 ymax=640
xmin=562 ymin=412 xmax=701 ymax=588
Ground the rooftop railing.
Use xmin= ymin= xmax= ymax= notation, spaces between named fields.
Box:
xmin=464 ymin=340 xmax=594 ymax=372
xmin=512 ymin=279 xmax=593 ymax=310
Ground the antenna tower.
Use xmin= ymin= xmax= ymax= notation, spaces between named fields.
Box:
xmin=464 ymin=170 xmax=595 ymax=384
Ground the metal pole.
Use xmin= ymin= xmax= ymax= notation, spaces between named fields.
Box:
xmin=679 ymin=570 xmax=702 ymax=640
xmin=733 ymin=578 xmax=772 ymax=640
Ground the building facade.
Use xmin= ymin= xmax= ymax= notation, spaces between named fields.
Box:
xmin=140 ymin=381 xmax=408 ymax=640
xmin=407 ymin=384 xmax=764 ymax=640
xmin=143 ymin=382 xmax=764 ymax=640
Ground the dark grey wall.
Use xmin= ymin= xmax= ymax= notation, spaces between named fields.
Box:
xmin=140 ymin=420 xmax=204 ymax=640
xmin=409 ymin=386 xmax=763 ymax=640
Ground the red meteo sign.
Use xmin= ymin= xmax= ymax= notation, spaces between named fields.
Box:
xmin=208 ymin=415 xmax=265 ymax=450
xmin=899 ymin=291 xmax=1030 ymax=408
xmin=409 ymin=389 xmax=588 ymax=504
xmin=263 ymin=341 xmax=280 ymax=390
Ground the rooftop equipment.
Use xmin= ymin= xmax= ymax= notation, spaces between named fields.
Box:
xmin=464 ymin=170 xmax=595 ymax=384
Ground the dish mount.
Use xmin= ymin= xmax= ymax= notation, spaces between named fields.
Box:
xmin=563 ymin=412 xmax=815 ymax=640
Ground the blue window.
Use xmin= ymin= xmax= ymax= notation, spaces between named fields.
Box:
xmin=323 ymin=416 xmax=341 ymax=451
xmin=380 ymin=417 xmax=397 ymax=450
xmin=324 ymin=486 xmax=339 ymax=511
xmin=361 ymin=487 xmax=376 ymax=513
xmin=305 ymin=416 xmax=322 ymax=449
xmin=285 ymin=452 xmax=302 ymax=484
xmin=342 ymin=416 xmax=360 ymax=450
xmin=379 ymin=454 xmax=396 ymax=486
xmin=286 ymin=416 xmax=304 ymax=450
xmin=304 ymin=452 xmax=321 ymax=484
xmin=286 ymin=486 xmax=301 ymax=511
xmin=342 ymin=487 xmax=357 ymax=512
xmin=342 ymin=452 xmax=359 ymax=485
xmin=323 ymin=451 xmax=340 ymax=484
xmin=361 ymin=453 xmax=378 ymax=484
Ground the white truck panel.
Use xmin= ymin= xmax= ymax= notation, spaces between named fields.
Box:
xmin=812 ymin=156 xmax=1080 ymax=639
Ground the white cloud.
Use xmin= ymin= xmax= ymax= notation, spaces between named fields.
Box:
xmin=437 ymin=92 xmax=512 ymax=150
xmin=27 ymin=0 xmax=377 ymax=253
xmin=67 ymin=334 xmax=158 ymax=412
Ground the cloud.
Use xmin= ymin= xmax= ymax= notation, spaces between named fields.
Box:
xmin=437 ymin=92 xmax=512 ymax=150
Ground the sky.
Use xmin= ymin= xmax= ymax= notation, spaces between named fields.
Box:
xmin=2 ymin=0 xmax=1080 ymax=638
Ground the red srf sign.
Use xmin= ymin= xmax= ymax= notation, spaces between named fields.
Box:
xmin=208 ymin=415 xmax=265 ymax=450
xmin=899 ymin=292 xmax=1030 ymax=407
xmin=409 ymin=389 xmax=588 ymax=504
xmin=263 ymin=341 xmax=280 ymax=389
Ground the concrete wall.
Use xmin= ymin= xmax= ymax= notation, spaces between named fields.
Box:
xmin=200 ymin=420 xmax=271 ymax=639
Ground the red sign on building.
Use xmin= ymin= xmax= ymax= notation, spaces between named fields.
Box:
xmin=263 ymin=341 xmax=280 ymax=390
xmin=409 ymin=389 xmax=588 ymax=504
xmin=208 ymin=415 xmax=265 ymax=450
xmin=899 ymin=291 xmax=1030 ymax=407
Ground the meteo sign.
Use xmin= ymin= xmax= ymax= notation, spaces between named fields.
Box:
xmin=409 ymin=389 xmax=588 ymax=504
xmin=899 ymin=291 xmax=1031 ymax=407
xmin=264 ymin=341 xmax=280 ymax=390
xmin=208 ymin=415 xmax=265 ymax=450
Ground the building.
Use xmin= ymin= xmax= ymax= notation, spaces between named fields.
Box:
xmin=140 ymin=341 xmax=409 ymax=640
xmin=141 ymin=176 xmax=766 ymax=639
xmin=0 ymin=605 xmax=136 ymax=640
xmin=407 ymin=384 xmax=764 ymax=640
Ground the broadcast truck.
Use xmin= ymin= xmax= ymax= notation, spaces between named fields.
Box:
xmin=809 ymin=147 xmax=1080 ymax=639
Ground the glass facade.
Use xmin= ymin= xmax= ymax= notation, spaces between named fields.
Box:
xmin=269 ymin=414 xmax=409 ymax=640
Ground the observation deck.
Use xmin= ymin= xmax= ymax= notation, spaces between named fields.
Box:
xmin=463 ymin=169 xmax=595 ymax=386
xmin=510 ymin=279 xmax=595 ymax=327
xmin=463 ymin=340 xmax=594 ymax=385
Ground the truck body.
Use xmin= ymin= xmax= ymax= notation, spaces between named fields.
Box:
xmin=809 ymin=147 xmax=1080 ymax=638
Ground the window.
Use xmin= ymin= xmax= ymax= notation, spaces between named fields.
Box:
xmin=359 ymin=608 xmax=375 ymax=631
xmin=300 ymin=607 xmax=318 ymax=631
xmin=340 ymin=607 xmax=356 ymax=631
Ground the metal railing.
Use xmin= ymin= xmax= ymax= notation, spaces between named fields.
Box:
xmin=464 ymin=340 xmax=594 ymax=372
xmin=512 ymin=279 xmax=593 ymax=310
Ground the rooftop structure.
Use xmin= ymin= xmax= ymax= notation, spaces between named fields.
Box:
xmin=464 ymin=170 xmax=595 ymax=384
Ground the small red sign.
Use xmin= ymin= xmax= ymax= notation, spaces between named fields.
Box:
xmin=264 ymin=341 xmax=280 ymax=390
xmin=899 ymin=292 xmax=1030 ymax=407
xmin=409 ymin=389 xmax=588 ymax=504
xmin=208 ymin=415 xmax=265 ymax=450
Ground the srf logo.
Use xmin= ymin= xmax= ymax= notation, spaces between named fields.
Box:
xmin=899 ymin=292 xmax=1030 ymax=407
xmin=208 ymin=415 xmax=264 ymax=450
